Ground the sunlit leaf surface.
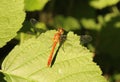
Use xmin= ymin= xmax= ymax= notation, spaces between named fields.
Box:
xmin=1 ymin=30 xmax=107 ymax=82
xmin=0 ymin=0 xmax=25 ymax=47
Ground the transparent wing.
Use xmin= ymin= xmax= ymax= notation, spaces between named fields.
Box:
xmin=60 ymin=34 xmax=92 ymax=44
xmin=30 ymin=18 xmax=40 ymax=35
xmin=80 ymin=35 xmax=92 ymax=44
xmin=30 ymin=18 xmax=38 ymax=27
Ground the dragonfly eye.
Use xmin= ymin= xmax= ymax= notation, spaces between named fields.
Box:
xmin=57 ymin=28 xmax=64 ymax=34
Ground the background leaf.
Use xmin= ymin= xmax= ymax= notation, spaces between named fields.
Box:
xmin=89 ymin=0 xmax=120 ymax=9
xmin=1 ymin=30 xmax=107 ymax=82
xmin=0 ymin=0 xmax=25 ymax=48
xmin=24 ymin=0 xmax=49 ymax=11
xmin=54 ymin=16 xmax=80 ymax=31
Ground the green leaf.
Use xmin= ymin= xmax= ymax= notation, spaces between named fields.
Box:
xmin=54 ymin=15 xmax=80 ymax=31
xmin=24 ymin=0 xmax=49 ymax=11
xmin=1 ymin=30 xmax=107 ymax=82
xmin=0 ymin=0 xmax=25 ymax=47
xmin=80 ymin=18 xmax=101 ymax=31
xmin=63 ymin=17 xmax=80 ymax=31
xmin=89 ymin=0 xmax=120 ymax=9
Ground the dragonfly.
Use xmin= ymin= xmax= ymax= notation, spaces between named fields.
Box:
xmin=30 ymin=19 xmax=92 ymax=67
xmin=47 ymin=28 xmax=64 ymax=67
xmin=47 ymin=29 xmax=92 ymax=67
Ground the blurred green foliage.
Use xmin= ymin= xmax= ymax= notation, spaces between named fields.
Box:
xmin=89 ymin=0 xmax=120 ymax=9
xmin=54 ymin=15 xmax=80 ymax=31
xmin=24 ymin=0 xmax=49 ymax=11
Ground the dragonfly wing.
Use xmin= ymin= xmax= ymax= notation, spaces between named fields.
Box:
xmin=80 ymin=35 xmax=92 ymax=44
xmin=30 ymin=18 xmax=38 ymax=27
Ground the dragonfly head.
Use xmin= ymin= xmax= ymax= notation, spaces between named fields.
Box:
xmin=58 ymin=28 xmax=64 ymax=34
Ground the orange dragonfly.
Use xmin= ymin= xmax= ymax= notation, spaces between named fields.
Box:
xmin=47 ymin=30 xmax=92 ymax=67
xmin=47 ymin=28 xmax=64 ymax=67
xmin=30 ymin=19 xmax=92 ymax=67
